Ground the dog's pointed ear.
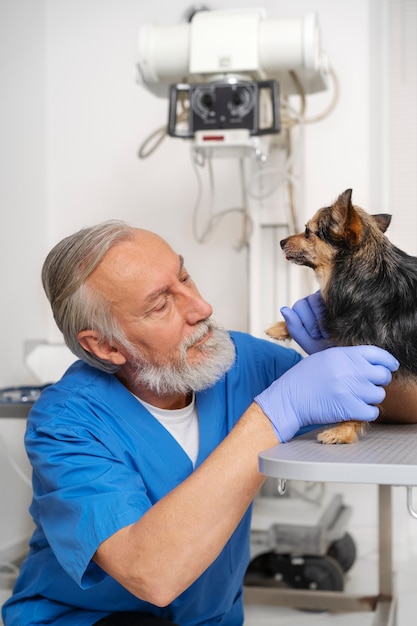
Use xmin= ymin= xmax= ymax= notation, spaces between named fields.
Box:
xmin=339 ymin=188 xmax=353 ymax=206
xmin=372 ymin=213 xmax=392 ymax=233
xmin=331 ymin=188 xmax=362 ymax=245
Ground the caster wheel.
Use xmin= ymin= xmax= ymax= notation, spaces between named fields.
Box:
xmin=297 ymin=555 xmax=345 ymax=591
xmin=328 ymin=532 xmax=357 ymax=573
xmin=245 ymin=552 xmax=345 ymax=592
xmin=244 ymin=551 xmax=280 ymax=584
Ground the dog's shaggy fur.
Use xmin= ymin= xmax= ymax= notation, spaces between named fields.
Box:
xmin=267 ymin=188 xmax=417 ymax=443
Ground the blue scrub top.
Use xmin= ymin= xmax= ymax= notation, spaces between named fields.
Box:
xmin=2 ymin=331 xmax=301 ymax=626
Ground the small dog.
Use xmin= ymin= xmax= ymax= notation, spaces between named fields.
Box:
xmin=267 ymin=188 xmax=417 ymax=444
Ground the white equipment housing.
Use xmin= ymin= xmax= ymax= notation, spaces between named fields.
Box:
xmin=137 ymin=8 xmax=329 ymax=99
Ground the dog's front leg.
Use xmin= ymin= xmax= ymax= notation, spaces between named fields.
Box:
xmin=265 ymin=321 xmax=291 ymax=341
xmin=316 ymin=420 xmax=369 ymax=444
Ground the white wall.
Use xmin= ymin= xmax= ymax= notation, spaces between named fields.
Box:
xmin=0 ymin=0 xmax=48 ymax=388
xmin=1 ymin=0 xmax=416 ymax=572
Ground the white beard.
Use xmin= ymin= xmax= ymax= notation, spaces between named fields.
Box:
xmin=129 ymin=318 xmax=236 ymax=396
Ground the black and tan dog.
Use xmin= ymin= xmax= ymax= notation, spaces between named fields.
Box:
xmin=267 ymin=188 xmax=417 ymax=444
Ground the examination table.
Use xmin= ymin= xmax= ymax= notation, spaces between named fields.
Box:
xmin=244 ymin=423 xmax=417 ymax=626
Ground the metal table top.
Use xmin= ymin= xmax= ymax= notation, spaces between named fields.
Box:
xmin=259 ymin=423 xmax=417 ymax=486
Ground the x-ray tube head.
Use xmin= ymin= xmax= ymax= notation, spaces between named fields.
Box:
xmin=137 ymin=23 xmax=190 ymax=97
xmin=137 ymin=9 xmax=329 ymax=98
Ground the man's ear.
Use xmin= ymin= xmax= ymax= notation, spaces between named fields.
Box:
xmin=77 ymin=330 xmax=127 ymax=365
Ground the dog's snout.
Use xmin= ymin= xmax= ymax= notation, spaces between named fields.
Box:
xmin=280 ymin=238 xmax=288 ymax=249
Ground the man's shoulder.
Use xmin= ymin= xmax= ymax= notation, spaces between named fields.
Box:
xmin=28 ymin=361 xmax=118 ymax=424
xmin=229 ymin=329 xmax=296 ymax=354
xmin=228 ymin=330 xmax=302 ymax=368
xmin=51 ymin=359 xmax=109 ymax=393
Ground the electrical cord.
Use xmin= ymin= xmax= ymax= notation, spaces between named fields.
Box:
xmin=137 ymin=124 xmax=167 ymax=159
xmin=303 ymin=66 xmax=340 ymax=124
xmin=137 ymin=90 xmax=190 ymax=159
xmin=190 ymin=151 xmax=253 ymax=249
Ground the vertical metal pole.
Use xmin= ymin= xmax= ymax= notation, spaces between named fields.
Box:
xmin=248 ymin=199 xmax=262 ymax=337
xmin=378 ymin=484 xmax=393 ymax=598
xmin=373 ymin=484 xmax=398 ymax=625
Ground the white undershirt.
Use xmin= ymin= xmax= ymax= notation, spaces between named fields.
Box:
xmin=135 ymin=394 xmax=199 ymax=466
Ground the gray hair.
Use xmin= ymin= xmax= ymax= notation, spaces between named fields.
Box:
xmin=42 ymin=220 xmax=136 ymax=372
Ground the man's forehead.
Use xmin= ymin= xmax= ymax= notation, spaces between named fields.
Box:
xmin=142 ymin=254 xmax=185 ymax=303
xmin=104 ymin=229 xmax=171 ymax=261
xmin=88 ymin=230 xmax=179 ymax=283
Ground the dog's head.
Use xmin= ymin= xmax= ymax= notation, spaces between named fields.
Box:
xmin=280 ymin=188 xmax=392 ymax=289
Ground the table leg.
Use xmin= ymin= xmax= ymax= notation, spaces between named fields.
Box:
xmin=375 ymin=484 xmax=396 ymax=626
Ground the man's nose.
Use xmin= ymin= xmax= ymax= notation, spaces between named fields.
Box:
xmin=183 ymin=288 xmax=213 ymax=324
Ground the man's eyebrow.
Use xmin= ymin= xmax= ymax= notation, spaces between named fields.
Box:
xmin=143 ymin=255 xmax=185 ymax=304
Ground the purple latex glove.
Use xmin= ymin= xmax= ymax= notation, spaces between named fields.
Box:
xmin=280 ymin=291 xmax=332 ymax=354
xmin=255 ymin=345 xmax=399 ymax=442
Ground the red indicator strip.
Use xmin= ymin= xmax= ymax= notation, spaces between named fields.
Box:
xmin=202 ymin=135 xmax=225 ymax=141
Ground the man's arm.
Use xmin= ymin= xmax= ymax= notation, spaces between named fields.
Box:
xmin=93 ymin=402 xmax=276 ymax=606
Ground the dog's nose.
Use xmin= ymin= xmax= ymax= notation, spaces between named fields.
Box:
xmin=280 ymin=238 xmax=288 ymax=249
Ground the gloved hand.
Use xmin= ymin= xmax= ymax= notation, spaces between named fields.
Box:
xmin=255 ymin=345 xmax=399 ymax=442
xmin=280 ymin=291 xmax=332 ymax=354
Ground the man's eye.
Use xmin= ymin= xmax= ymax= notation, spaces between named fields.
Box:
xmin=153 ymin=298 xmax=170 ymax=313
xmin=180 ymin=273 xmax=191 ymax=284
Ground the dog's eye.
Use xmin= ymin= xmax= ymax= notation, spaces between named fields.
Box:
xmin=305 ymin=227 xmax=311 ymax=238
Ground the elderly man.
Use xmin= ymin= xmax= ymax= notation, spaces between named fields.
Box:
xmin=2 ymin=221 xmax=397 ymax=626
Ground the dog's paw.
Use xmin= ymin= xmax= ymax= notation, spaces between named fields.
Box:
xmin=317 ymin=421 xmax=369 ymax=445
xmin=266 ymin=321 xmax=291 ymax=341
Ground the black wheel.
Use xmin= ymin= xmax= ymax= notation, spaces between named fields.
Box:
xmin=245 ymin=552 xmax=345 ymax=592
xmin=298 ymin=555 xmax=345 ymax=591
xmin=244 ymin=551 xmax=282 ymax=584
xmin=327 ymin=532 xmax=357 ymax=573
